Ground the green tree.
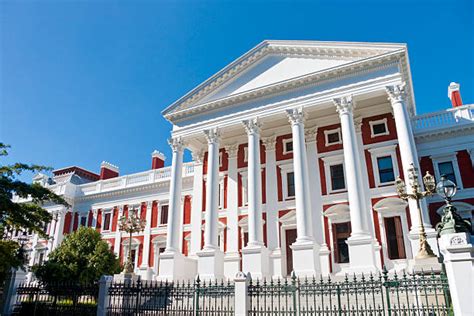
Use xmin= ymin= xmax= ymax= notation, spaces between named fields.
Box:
xmin=0 ymin=143 xmax=68 ymax=284
xmin=33 ymin=227 xmax=121 ymax=284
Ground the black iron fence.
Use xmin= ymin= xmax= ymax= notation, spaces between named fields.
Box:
xmin=106 ymin=277 xmax=235 ymax=315
xmin=248 ymin=270 xmax=452 ymax=315
xmin=11 ymin=281 xmax=99 ymax=316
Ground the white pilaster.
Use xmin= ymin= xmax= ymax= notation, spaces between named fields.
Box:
xmin=197 ymin=128 xmax=224 ymax=280
xmin=113 ymin=206 xmax=123 ymax=256
xmin=139 ymin=201 xmax=153 ymax=279
xmin=386 ymin=84 xmax=438 ymax=256
xmin=334 ymin=96 xmax=377 ymax=274
xmin=263 ymin=135 xmax=283 ymax=277
xmin=159 ymin=137 xmax=197 ymax=280
xmin=52 ymin=208 xmax=66 ymax=249
xmin=190 ymin=150 xmax=204 ymax=256
xmin=286 ymin=107 xmax=319 ymax=276
xmin=224 ymin=144 xmax=240 ymax=278
xmin=47 ymin=214 xmax=57 ymax=255
xmin=241 ymin=118 xmax=269 ymax=278
xmin=92 ymin=209 xmax=98 ymax=229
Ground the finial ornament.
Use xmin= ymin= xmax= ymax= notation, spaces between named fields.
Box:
xmin=224 ymin=144 xmax=239 ymax=158
xmin=204 ymin=128 xmax=220 ymax=144
xmin=262 ymin=135 xmax=277 ymax=150
xmin=286 ymin=107 xmax=305 ymax=125
xmin=168 ymin=137 xmax=184 ymax=153
xmin=333 ymin=96 xmax=354 ymax=115
xmin=242 ymin=118 xmax=261 ymax=135
xmin=385 ymin=82 xmax=406 ymax=103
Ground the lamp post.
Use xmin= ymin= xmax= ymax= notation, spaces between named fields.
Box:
xmin=119 ymin=209 xmax=146 ymax=274
xmin=395 ymin=163 xmax=436 ymax=259
xmin=435 ymin=175 xmax=471 ymax=236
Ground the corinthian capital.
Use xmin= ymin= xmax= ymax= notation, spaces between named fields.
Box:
xmin=242 ymin=118 xmax=261 ymax=135
xmin=224 ymin=144 xmax=239 ymax=158
xmin=286 ymin=107 xmax=305 ymax=126
xmin=333 ymin=96 xmax=354 ymax=116
xmin=262 ymin=135 xmax=276 ymax=150
xmin=304 ymin=127 xmax=318 ymax=143
xmin=385 ymin=83 xmax=406 ymax=103
xmin=168 ymin=137 xmax=184 ymax=153
xmin=191 ymin=149 xmax=205 ymax=164
xmin=204 ymin=128 xmax=220 ymax=144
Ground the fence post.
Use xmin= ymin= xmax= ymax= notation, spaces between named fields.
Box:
xmin=96 ymin=275 xmax=113 ymax=316
xmin=439 ymin=232 xmax=473 ymax=316
xmin=1 ymin=268 xmax=26 ymax=316
xmin=234 ymin=272 xmax=250 ymax=316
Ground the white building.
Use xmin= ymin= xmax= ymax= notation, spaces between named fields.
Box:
xmin=10 ymin=40 xmax=474 ymax=281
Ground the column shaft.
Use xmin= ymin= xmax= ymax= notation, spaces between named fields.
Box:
xmin=113 ymin=207 xmax=123 ymax=256
xmin=225 ymin=145 xmax=239 ymax=252
xmin=190 ymin=151 xmax=204 ymax=255
xmin=166 ymin=137 xmax=184 ymax=252
xmin=141 ymin=201 xmax=153 ymax=267
xmin=263 ymin=136 xmax=279 ymax=250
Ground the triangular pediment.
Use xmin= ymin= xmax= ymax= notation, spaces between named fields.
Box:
xmin=163 ymin=40 xmax=407 ymax=120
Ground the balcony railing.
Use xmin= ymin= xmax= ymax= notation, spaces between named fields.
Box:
xmin=412 ymin=104 xmax=474 ymax=133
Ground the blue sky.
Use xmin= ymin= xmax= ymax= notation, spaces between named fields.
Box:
xmin=1 ymin=0 xmax=473 ymax=180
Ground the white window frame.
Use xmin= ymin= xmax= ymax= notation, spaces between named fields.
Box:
xmin=324 ymin=128 xmax=342 ymax=146
xmin=282 ymin=139 xmax=293 ymax=155
xmin=240 ymin=171 xmax=249 ymax=206
xmin=79 ymin=214 xmax=88 ymax=228
xmin=368 ymin=144 xmax=400 ymax=187
xmin=243 ymin=146 xmax=249 ymax=163
xmin=158 ymin=202 xmax=169 ymax=226
xmin=219 ymin=151 xmax=223 ymax=168
xmin=279 ymin=163 xmax=295 ymax=200
xmin=101 ymin=209 xmax=113 ymax=232
xmin=369 ymin=118 xmax=389 ymax=138
xmin=321 ymin=155 xmax=347 ymax=194
xmin=218 ymin=176 xmax=225 ymax=210
xmin=431 ymin=153 xmax=463 ymax=189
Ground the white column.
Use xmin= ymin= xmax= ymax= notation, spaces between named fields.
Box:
xmin=92 ymin=209 xmax=98 ymax=230
xmin=386 ymin=84 xmax=438 ymax=258
xmin=334 ymin=96 xmax=377 ymax=273
xmin=241 ymin=118 xmax=269 ymax=278
xmin=286 ymin=107 xmax=319 ymax=277
xmin=224 ymin=144 xmax=240 ymax=278
xmin=197 ymin=128 xmax=224 ymax=280
xmin=190 ymin=150 xmax=204 ymax=256
xmin=159 ymin=136 xmax=197 ymax=281
xmin=286 ymin=107 xmax=313 ymax=243
xmin=139 ymin=201 xmax=153 ymax=278
xmin=203 ymin=128 xmax=220 ymax=250
xmin=263 ymin=135 xmax=284 ymax=277
xmin=52 ymin=208 xmax=66 ymax=249
xmin=47 ymin=213 xmax=57 ymax=255
xmin=243 ymin=118 xmax=264 ymax=247
xmin=113 ymin=206 xmax=123 ymax=256
xmin=165 ymin=137 xmax=185 ymax=253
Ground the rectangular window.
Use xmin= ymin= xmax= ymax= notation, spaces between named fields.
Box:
xmin=438 ymin=161 xmax=457 ymax=185
xmin=372 ymin=122 xmax=387 ymax=135
xmin=377 ymin=156 xmax=395 ymax=183
xmin=159 ymin=205 xmax=169 ymax=225
xmin=330 ymin=164 xmax=345 ymax=191
xmin=80 ymin=216 xmax=87 ymax=227
xmin=384 ymin=216 xmax=406 ymax=259
xmin=327 ymin=132 xmax=340 ymax=144
xmin=287 ymin=172 xmax=295 ymax=198
xmin=333 ymin=222 xmax=351 ymax=263
xmin=103 ymin=213 xmax=111 ymax=231
xmin=283 ymin=140 xmax=293 ymax=154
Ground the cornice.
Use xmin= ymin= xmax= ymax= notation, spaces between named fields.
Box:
xmin=166 ymin=51 xmax=404 ymax=123
xmin=414 ymin=124 xmax=474 ymax=142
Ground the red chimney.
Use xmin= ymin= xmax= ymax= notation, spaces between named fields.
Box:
xmin=151 ymin=150 xmax=166 ymax=169
xmin=448 ymin=82 xmax=463 ymax=107
xmin=100 ymin=161 xmax=119 ymax=180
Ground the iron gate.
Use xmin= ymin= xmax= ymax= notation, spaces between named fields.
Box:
xmin=248 ymin=270 xmax=451 ymax=315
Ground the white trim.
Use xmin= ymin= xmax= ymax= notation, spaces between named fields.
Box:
xmin=240 ymin=171 xmax=249 ymax=206
xmin=101 ymin=209 xmax=113 ymax=232
xmin=158 ymin=202 xmax=169 ymax=226
xmin=431 ymin=153 xmax=463 ymax=189
xmin=324 ymin=128 xmax=342 ymax=146
xmin=369 ymin=118 xmax=389 ymax=137
xmin=243 ymin=146 xmax=249 ymax=163
xmin=282 ymin=138 xmax=294 ymax=155
xmin=368 ymin=144 xmax=399 ymax=187
xmin=218 ymin=176 xmax=225 ymax=210
xmin=279 ymin=163 xmax=295 ymax=200
xmin=321 ymin=155 xmax=347 ymax=194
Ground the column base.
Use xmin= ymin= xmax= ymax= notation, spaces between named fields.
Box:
xmin=290 ymin=241 xmax=319 ymax=277
xmin=114 ymin=272 xmax=141 ymax=283
xmin=157 ymin=250 xmax=197 ymax=281
xmin=408 ymin=227 xmax=439 ymax=257
xmin=343 ymin=235 xmax=378 ymax=275
xmin=319 ymin=244 xmax=331 ymax=276
xmin=242 ymin=244 xmax=270 ymax=279
xmin=197 ymin=247 xmax=224 ymax=280
xmin=137 ymin=266 xmax=154 ymax=281
xmin=223 ymin=252 xmax=240 ymax=279
xmin=269 ymin=248 xmax=283 ymax=278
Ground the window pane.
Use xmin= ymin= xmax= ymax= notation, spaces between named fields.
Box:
xmin=372 ymin=123 xmax=387 ymax=135
xmin=104 ymin=213 xmax=111 ymax=230
xmin=330 ymin=164 xmax=345 ymax=190
xmin=287 ymin=172 xmax=295 ymax=197
xmin=327 ymin=132 xmax=340 ymax=144
xmin=377 ymin=156 xmax=395 ymax=183
xmin=438 ymin=162 xmax=457 ymax=184
xmin=80 ymin=216 xmax=87 ymax=227
xmin=160 ymin=205 xmax=169 ymax=225
xmin=384 ymin=216 xmax=406 ymax=259
xmin=285 ymin=141 xmax=293 ymax=152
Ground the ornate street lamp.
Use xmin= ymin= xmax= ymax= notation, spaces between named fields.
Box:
xmin=119 ymin=209 xmax=146 ymax=274
xmin=395 ymin=163 xmax=436 ymax=259
xmin=435 ymin=175 xmax=471 ymax=236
